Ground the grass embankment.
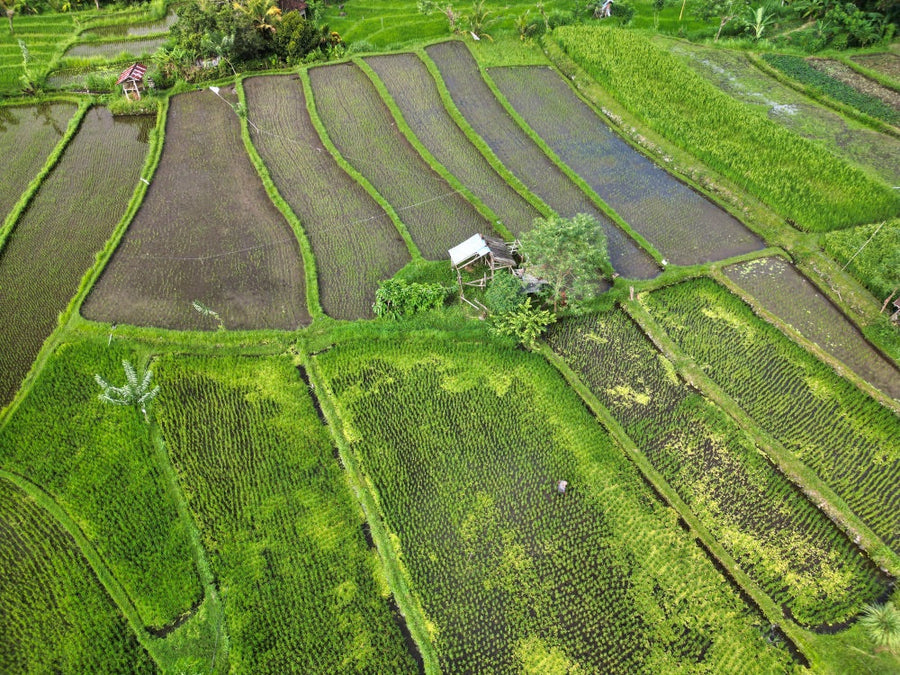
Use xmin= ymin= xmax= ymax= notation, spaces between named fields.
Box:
xmin=552 ymin=26 xmax=900 ymax=232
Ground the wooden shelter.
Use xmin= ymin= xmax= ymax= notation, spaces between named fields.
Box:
xmin=117 ymin=63 xmax=147 ymax=100
xmin=279 ymin=0 xmax=308 ymax=16
xmin=448 ymin=233 xmax=517 ymax=308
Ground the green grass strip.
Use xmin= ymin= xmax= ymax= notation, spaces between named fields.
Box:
xmin=622 ymin=296 xmax=900 ymax=576
xmin=0 ymin=97 xmax=88 ymax=257
xmin=300 ymin=67 xmax=423 ymax=263
xmin=236 ymin=76 xmax=325 ymax=322
xmin=303 ymin=348 xmax=439 ymax=674
xmin=356 ymin=57 xmax=513 ymax=241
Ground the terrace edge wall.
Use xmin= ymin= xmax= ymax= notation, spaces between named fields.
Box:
xmin=235 ymin=76 xmax=324 ymax=321
xmin=300 ymin=68 xmax=424 ymax=264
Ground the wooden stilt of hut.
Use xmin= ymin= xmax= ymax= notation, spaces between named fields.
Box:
xmin=448 ymin=233 xmax=516 ymax=308
xmin=117 ymin=63 xmax=147 ymax=100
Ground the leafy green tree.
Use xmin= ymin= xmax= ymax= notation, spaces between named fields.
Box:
xmin=859 ymin=601 xmax=900 ymax=654
xmin=485 ymin=270 xmax=525 ymax=314
xmin=517 ymin=213 xmax=611 ymax=312
xmin=491 ymin=297 xmax=556 ymax=349
xmin=692 ymin=0 xmax=749 ymax=40
xmin=95 ymin=360 xmax=160 ymax=422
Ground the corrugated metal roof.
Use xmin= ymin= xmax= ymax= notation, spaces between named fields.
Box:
xmin=449 ymin=234 xmax=490 ymax=267
xmin=117 ymin=63 xmax=147 ymax=85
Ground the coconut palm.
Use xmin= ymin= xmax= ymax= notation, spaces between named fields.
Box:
xmin=859 ymin=602 xmax=900 ymax=654
xmin=95 ymin=360 xmax=160 ymax=422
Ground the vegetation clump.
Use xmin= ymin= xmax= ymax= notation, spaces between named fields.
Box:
xmin=372 ymin=278 xmax=449 ymax=319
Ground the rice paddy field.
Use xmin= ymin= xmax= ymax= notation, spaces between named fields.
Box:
xmin=0 ymin=107 xmax=151 ymax=407
xmin=83 ymin=89 xmax=309 ymax=331
xmin=243 ymin=74 xmax=409 ymax=320
xmin=63 ymin=37 xmax=167 ymax=61
xmin=643 ymin=278 xmax=900 ymax=554
xmin=658 ymin=38 xmax=900 ymax=186
xmin=425 ymin=40 xmax=660 ymax=279
xmin=489 ymin=64 xmax=763 ymax=264
xmin=0 ymin=102 xmax=77 ymax=225
xmin=1 ymin=10 xmax=899 ymax=672
xmin=308 ymin=61 xmax=490 ymax=260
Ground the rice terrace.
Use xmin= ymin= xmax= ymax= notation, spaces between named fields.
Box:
xmin=1 ymin=0 xmax=899 ymax=671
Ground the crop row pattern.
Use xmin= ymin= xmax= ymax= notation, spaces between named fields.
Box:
xmin=553 ymin=26 xmax=899 ymax=231
xmin=645 ymin=278 xmax=900 ymax=553
xmin=546 ymin=309 xmax=890 ymax=627
xmin=317 ymin=339 xmax=795 ymax=673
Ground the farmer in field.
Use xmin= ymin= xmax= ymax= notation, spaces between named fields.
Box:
xmin=598 ymin=0 xmax=613 ymax=17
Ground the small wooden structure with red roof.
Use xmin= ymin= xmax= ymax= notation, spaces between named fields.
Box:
xmin=117 ymin=63 xmax=147 ymax=100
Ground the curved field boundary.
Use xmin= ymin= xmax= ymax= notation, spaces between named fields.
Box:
xmin=0 ymin=337 xmax=202 ymax=631
xmin=642 ymin=278 xmax=900 ymax=559
xmin=314 ymin=338 xmax=799 ymax=672
xmin=308 ymin=61 xmax=490 ymax=260
xmin=83 ymin=88 xmax=309 ymax=331
xmin=0 ymin=473 xmax=156 ymax=672
xmin=0 ymin=107 xmax=152 ymax=409
xmin=0 ymin=101 xmax=80 ymax=241
xmin=722 ymin=258 xmax=900 ymax=403
xmin=490 ymin=66 xmax=765 ymax=265
xmin=242 ymin=74 xmax=410 ymax=321
xmin=849 ymin=53 xmax=900 ymax=89
xmin=661 ymin=40 xmax=900 ymax=188
xmin=545 ymin=310 xmax=889 ymax=628
xmin=552 ymin=26 xmax=900 ymax=232
xmin=155 ymin=355 xmax=417 ymax=672
xmin=808 ymin=58 xmax=900 ymax=114
xmin=424 ymin=40 xmax=659 ymax=280
xmin=364 ymin=53 xmax=543 ymax=238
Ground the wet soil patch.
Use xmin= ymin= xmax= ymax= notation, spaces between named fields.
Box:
xmin=388 ymin=595 xmax=425 ymax=674
xmin=426 ymin=40 xmax=658 ymax=280
xmin=490 ymin=65 xmax=764 ymax=265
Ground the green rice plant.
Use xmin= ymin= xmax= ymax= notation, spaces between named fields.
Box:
xmin=308 ymin=61 xmax=488 ymax=260
xmin=316 ymin=338 xmax=797 ymax=672
xmin=823 ymin=219 xmax=900 ymax=306
xmin=553 ymin=26 xmax=900 ymax=231
xmin=644 ymin=278 xmax=900 ymax=554
xmin=724 ymin=257 xmax=900 ymax=401
xmin=242 ymin=74 xmax=410 ymax=321
xmin=489 ymin=64 xmax=764 ymax=265
xmin=82 ymin=89 xmax=309 ymax=331
xmin=546 ymin=309 xmax=891 ymax=627
xmin=154 ymin=355 xmax=417 ymax=672
xmin=661 ymin=40 xmax=900 ymax=188
xmin=0 ymin=107 xmax=151 ymax=409
xmin=0 ymin=477 xmax=155 ymax=673
xmin=0 ymin=338 xmax=201 ymax=629
xmin=425 ymin=40 xmax=659 ymax=279
xmin=0 ymin=102 xmax=77 ymax=227
xmin=365 ymin=52 xmax=543 ymax=237
xmin=762 ymin=54 xmax=900 ymax=127
xmin=859 ymin=601 xmax=900 ymax=654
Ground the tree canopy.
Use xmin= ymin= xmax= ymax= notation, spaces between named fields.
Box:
xmin=518 ymin=213 xmax=612 ymax=311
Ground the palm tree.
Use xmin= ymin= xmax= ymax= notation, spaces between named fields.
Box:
xmin=95 ymin=360 xmax=160 ymax=422
xmin=859 ymin=602 xmax=900 ymax=654
xmin=233 ymin=0 xmax=282 ymax=35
